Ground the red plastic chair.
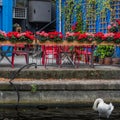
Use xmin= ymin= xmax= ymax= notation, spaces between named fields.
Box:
xmin=74 ymin=45 xmax=92 ymax=66
xmin=41 ymin=45 xmax=59 ymax=67
xmin=11 ymin=44 xmax=29 ymax=68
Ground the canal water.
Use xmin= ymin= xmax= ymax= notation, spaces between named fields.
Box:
xmin=0 ymin=104 xmax=119 ymax=120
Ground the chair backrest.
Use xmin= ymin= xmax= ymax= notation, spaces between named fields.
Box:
xmin=13 ymin=44 xmax=30 ymax=52
xmin=75 ymin=45 xmax=92 ymax=54
xmin=41 ymin=45 xmax=59 ymax=54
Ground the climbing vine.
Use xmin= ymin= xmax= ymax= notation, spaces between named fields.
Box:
xmin=62 ymin=0 xmax=83 ymax=32
xmin=63 ymin=0 xmax=75 ymax=32
xmin=86 ymin=0 xmax=113 ymax=18
xmin=62 ymin=0 xmax=113 ymax=32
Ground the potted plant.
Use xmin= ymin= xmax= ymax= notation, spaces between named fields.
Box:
xmin=96 ymin=45 xmax=114 ymax=65
xmin=7 ymin=31 xmax=19 ymax=43
xmin=7 ymin=31 xmax=35 ymax=43
xmin=36 ymin=31 xmax=49 ymax=43
xmin=104 ymin=46 xmax=114 ymax=65
xmin=48 ymin=31 xmax=63 ymax=43
xmin=94 ymin=32 xmax=105 ymax=44
xmin=36 ymin=31 xmax=63 ymax=43
xmin=18 ymin=31 xmax=35 ymax=43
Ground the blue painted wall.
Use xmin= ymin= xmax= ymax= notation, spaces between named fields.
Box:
xmin=0 ymin=0 xmax=13 ymax=32
xmin=0 ymin=6 xmax=2 ymax=30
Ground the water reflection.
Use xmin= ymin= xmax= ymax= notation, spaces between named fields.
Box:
xmin=0 ymin=104 xmax=119 ymax=120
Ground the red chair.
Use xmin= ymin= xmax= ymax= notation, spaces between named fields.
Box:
xmin=11 ymin=44 xmax=29 ymax=68
xmin=74 ymin=45 xmax=92 ymax=66
xmin=41 ymin=45 xmax=59 ymax=67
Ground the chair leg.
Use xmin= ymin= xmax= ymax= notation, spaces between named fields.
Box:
xmin=25 ymin=55 xmax=28 ymax=64
xmin=42 ymin=53 xmax=45 ymax=65
xmin=11 ymin=54 xmax=15 ymax=68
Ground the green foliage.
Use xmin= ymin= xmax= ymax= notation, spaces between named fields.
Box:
xmin=96 ymin=45 xmax=114 ymax=59
xmin=73 ymin=0 xmax=83 ymax=32
xmin=0 ymin=34 xmax=6 ymax=41
xmin=62 ymin=0 xmax=83 ymax=32
xmin=62 ymin=0 xmax=113 ymax=33
xmin=31 ymin=84 xmax=37 ymax=93
xmin=9 ymin=35 xmax=18 ymax=43
xmin=87 ymin=0 xmax=113 ymax=18
xmin=63 ymin=0 xmax=75 ymax=32
xmin=18 ymin=36 xmax=33 ymax=43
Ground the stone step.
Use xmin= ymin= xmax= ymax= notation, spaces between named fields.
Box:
xmin=0 ymin=69 xmax=120 ymax=79
xmin=0 ymin=79 xmax=120 ymax=91
xmin=0 ymin=79 xmax=120 ymax=104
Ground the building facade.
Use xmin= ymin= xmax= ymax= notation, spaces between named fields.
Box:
xmin=1 ymin=0 xmax=120 ymax=34
xmin=0 ymin=0 xmax=55 ymax=32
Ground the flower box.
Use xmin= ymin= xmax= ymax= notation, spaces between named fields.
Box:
xmin=38 ymin=40 xmax=93 ymax=46
xmin=0 ymin=41 xmax=32 ymax=46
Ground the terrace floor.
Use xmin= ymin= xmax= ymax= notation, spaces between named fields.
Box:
xmin=0 ymin=55 xmax=120 ymax=71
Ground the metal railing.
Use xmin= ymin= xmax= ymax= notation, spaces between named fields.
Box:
xmin=38 ymin=19 xmax=56 ymax=32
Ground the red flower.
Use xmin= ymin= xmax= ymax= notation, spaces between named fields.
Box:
xmin=48 ymin=31 xmax=63 ymax=41
xmin=71 ymin=25 xmax=76 ymax=31
xmin=114 ymin=32 xmax=120 ymax=39
xmin=7 ymin=32 xmax=19 ymax=38
xmin=78 ymin=33 xmax=87 ymax=40
xmin=116 ymin=19 xmax=120 ymax=26
xmin=95 ymin=32 xmax=106 ymax=40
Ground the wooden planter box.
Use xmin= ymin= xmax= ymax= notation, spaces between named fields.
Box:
xmin=38 ymin=40 xmax=93 ymax=46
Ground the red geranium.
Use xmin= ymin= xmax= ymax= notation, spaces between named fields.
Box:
xmin=65 ymin=32 xmax=81 ymax=42
xmin=36 ymin=31 xmax=49 ymax=42
xmin=94 ymin=32 xmax=105 ymax=43
xmin=78 ymin=33 xmax=88 ymax=42
xmin=113 ymin=32 xmax=120 ymax=43
xmin=48 ymin=31 xmax=63 ymax=42
xmin=18 ymin=31 xmax=35 ymax=43
xmin=7 ymin=31 xmax=20 ymax=43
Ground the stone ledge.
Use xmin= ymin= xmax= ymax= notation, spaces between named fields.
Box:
xmin=0 ymin=79 xmax=120 ymax=91
xmin=0 ymin=69 xmax=120 ymax=79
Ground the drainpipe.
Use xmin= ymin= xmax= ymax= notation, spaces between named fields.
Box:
xmin=59 ymin=0 xmax=61 ymax=32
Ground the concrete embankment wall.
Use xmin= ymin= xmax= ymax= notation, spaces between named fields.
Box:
xmin=0 ymin=69 xmax=120 ymax=105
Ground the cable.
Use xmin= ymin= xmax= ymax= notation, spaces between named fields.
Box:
xmin=9 ymin=63 xmax=37 ymax=110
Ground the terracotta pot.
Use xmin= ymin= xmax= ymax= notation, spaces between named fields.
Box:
xmin=99 ymin=58 xmax=104 ymax=64
xmin=104 ymin=57 xmax=112 ymax=65
xmin=112 ymin=58 xmax=120 ymax=64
